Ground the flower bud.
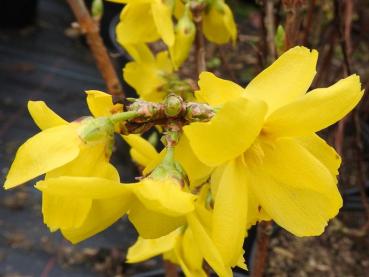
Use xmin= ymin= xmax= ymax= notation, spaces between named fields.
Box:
xmin=164 ymin=94 xmax=184 ymax=117
xmin=78 ymin=117 xmax=114 ymax=144
xmin=169 ymin=11 xmax=196 ymax=69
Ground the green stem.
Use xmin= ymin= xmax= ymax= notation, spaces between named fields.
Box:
xmin=110 ymin=111 xmax=139 ymax=124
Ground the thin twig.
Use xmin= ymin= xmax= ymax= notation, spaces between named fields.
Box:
xmin=303 ymin=0 xmax=316 ymax=45
xmin=353 ymin=112 xmax=369 ymax=219
xmin=333 ymin=0 xmax=353 ymax=155
xmin=191 ymin=3 xmax=206 ymax=78
xmin=66 ymin=0 xmax=124 ymax=97
xmin=264 ymin=0 xmax=276 ymax=63
xmin=250 ymin=221 xmax=273 ymax=277
xmin=283 ymin=0 xmax=305 ymax=50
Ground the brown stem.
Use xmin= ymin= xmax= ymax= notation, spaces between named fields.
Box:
xmin=303 ymin=0 xmax=316 ymax=45
xmin=251 ymin=221 xmax=273 ymax=277
xmin=264 ymin=0 xmax=276 ymax=63
xmin=191 ymin=3 xmax=206 ymax=78
xmin=66 ymin=0 xmax=124 ymax=97
xmin=283 ymin=0 xmax=305 ymax=50
xmin=353 ymin=109 xmax=369 ymax=226
xmin=333 ymin=0 xmax=353 ymax=155
xmin=164 ymin=260 xmax=179 ymax=277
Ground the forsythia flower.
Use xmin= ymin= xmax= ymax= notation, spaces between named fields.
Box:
xmin=127 ymin=185 xmax=244 ymax=277
xmin=114 ymin=0 xmax=175 ymax=49
xmin=122 ymin=134 xmax=212 ymax=238
xmin=184 ymin=46 xmax=363 ymax=239
xmin=123 ymin=50 xmax=174 ymax=101
xmin=202 ymin=0 xmax=237 ymax=44
xmin=169 ymin=8 xmax=196 ymax=69
xmin=3 ymin=92 xmax=128 ymax=240
xmin=29 ymin=91 xmax=197 ymax=243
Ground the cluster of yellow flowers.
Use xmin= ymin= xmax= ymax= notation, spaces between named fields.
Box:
xmin=112 ymin=0 xmax=237 ymax=101
xmin=3 ymin=1 xmax=364 ymax=276
xmin=4 ymin=47 xmax=363 ymax=275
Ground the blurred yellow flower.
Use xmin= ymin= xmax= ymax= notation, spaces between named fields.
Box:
xmin=114 ymin=0 xmax=175 ymax=48
xmin=169 ymin=8 xmax=196 ymax=69
xmin=202 ymin=0 xmax=237 ymax=44
xmin=123 ymin=50 xmax=173 ymax=101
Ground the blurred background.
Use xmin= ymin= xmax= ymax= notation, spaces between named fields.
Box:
xmin=0 ymin=0 xmax=368 ymax=276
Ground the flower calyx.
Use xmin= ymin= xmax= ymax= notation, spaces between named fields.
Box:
xmin=78 ymin=116 xmax=114 ymax=144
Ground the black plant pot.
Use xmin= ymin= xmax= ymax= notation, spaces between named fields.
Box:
xmin=0 ymin=0 xmax=38 ymax=29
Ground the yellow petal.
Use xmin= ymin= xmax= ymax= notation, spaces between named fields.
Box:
xmin=202 ymin=3 xmax=237 ymax=44
xmin=187 ymin=213 xmax=232 ymax=277
xmin=184 ymin=96 xmax=267 ymax=166
xmin=122 ymin=134 xmax=159 ymax=167
xmin=174 ymin=0 xmax=185 ymax=19
xmin=28 ymin=101 xmax=68 ymax=130
xmin=123 ymin=52 xmax=171 ymax=101
xmin=46 ymin=143 xmax=119 ymax=181
xmin=127 ymin=230 xmax=180 ymax=263
xmin=195 ymin=72 xmax=244 ymax=106
xmin=295 ymin=134 xmax=341 ymax=178
xmin=260 ymin=138 xmax=338 ymax=195
xmin=86 ymin=90 xmax=116 ymax=117
xmin=181 ymin=227 xmax=206 ymax=276
xmin=35 ymin=176 xmax=129 ymax=199
xmin=122 ymin=43 xmax=155 ymax=62
xmin=133 ymin=178 xmax=195 ymax=217
xmin=151 ymin=0 xmax=175 ymax=46
xmin=129 ymin=199 xmax=185 ymax=239
xmin=245 ymin=46 xmax=318 ymax=114
xmin=41 ymin=143 xmax=119 ymax=232
xmin=174 ymin=135 xmax=213 ymax=188
xmin=212 ymin=159 xmax=247 ymax=267
xmin=62 ymin=194 xmax=132 ymax=243
xmin=42 ymin=192 xmax=92 ymax=231
xmin=4 ymin=125 xmax=80 ymax=189
xmin=156 ymin=51 xmax=174 ymax=74
xmin=248 ymin=138 xmax=343 ymax=236
xmin=263 ymin=74 xmax=363 ymax=137
xmin=116 ymin=2 xmax=159 ymax=44
xmin=143 ymin=149 xmax=165 ymax=176
xmin=236 ymin=252 xmax=248 ymax=271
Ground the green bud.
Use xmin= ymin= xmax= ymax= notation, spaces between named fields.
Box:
xmin=78 ymin=117 xmax=114 ymax=144
xmin=164 ymin=94 xmax=184 ymax=117
xmin=185 ymin=102 xmax=215 ymax=122
xmin=91 ymin=0 xmax=104 ymax=20
xmin=275 ymin=25 xmax=286 ymax=56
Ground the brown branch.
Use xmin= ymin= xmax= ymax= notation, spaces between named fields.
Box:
xmin=66 ymin=0 xmax=124 ymax=97
xmin=303 ymin=0 xmax=316 ymax=45
xmin=251 ymin=221 xmax=273 ymax=277
xmin=164 ymin=260 xmax=179 ymax=277
xmin=191 ymin=3 xmax=206 ymax=78
xmin=264 ymin=0 xmax=276 ymax=62
xmin=333 ymin=0 xmax=354 ymax=154
xmin=282 ymin=0 xmax=305 ymax=50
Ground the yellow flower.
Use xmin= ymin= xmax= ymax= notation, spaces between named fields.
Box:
xmin=169 ymin=8 xmax=196 ymax=69
xmin=3 ymin=91 xmax=135 ymax=243
xmin=123 ymin=50 xmax=173 ymax=101
xmin=202 ymin=0 xmax=237 ymax=44
xmin=184 ymin=46 xmax=363 ymax=238
xmin=123 ymin=132 xmax=212 ymax=189
xmin=115 ymin=0 xmax=175 ymax=49
xmin=126 ymin=185 xmax=242 ymax=277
